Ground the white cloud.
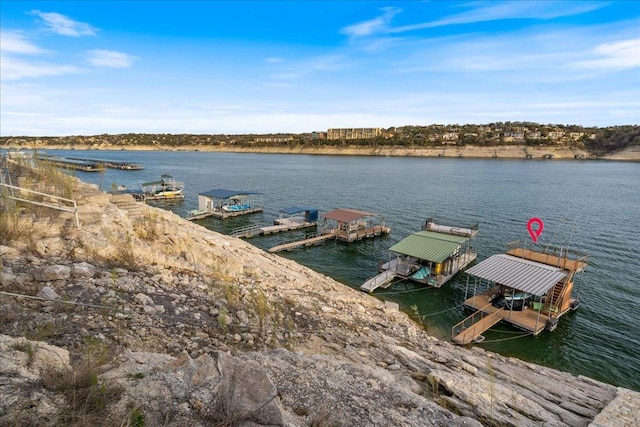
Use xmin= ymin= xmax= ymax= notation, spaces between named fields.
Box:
xmin=87 ymin=50 xmax=137 ymax=68
xmin=31 ymin=10 xmax=97 ymax=37
xmin=0 ymin=56 xmax=80 ymax=80
xmin=389 ymin=1 xmax=606 ymax=33
xmin=572 ymin=38 xmax=640 ymax=70
xmin=265 ymin=57 xmax=284 ymax=63
xmin=341 ymin=7 xmax=401 ymax=37
xmin=0 ymin=31 xmax=46 ymax=55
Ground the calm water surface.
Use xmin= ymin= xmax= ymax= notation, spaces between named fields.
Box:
xmin=50 ymin=150 xmax=639 ymax=391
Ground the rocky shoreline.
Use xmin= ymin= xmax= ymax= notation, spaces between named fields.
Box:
xmin=1 ymin=161 xmax=638 ymax=426
xmin=3 ymin=142 xmax=640 ymax=161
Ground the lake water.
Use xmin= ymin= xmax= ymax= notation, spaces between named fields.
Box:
xmin=45 ymin=149 xmax=640 ymax=391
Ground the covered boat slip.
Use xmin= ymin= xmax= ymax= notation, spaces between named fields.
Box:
xmin=268 ymin=208 xmax=389 ymax=253
xmin=190 ymin=189 xmax=263 ymax=220
xmin=453 ymin=249 xmax=586 ymax=344
xmin=231 ymin=206 xmax=319 ymax=238
xmin=319 ymin=209 xmax=390 ymax=242
xmin=362 ymin=224 xmax=477 ymax=292
xmin=141 ymin=174 xmax=185 ymax=201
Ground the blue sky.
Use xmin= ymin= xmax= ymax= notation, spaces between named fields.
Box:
xmin=1 ymin=1 xmax=639 ymax=136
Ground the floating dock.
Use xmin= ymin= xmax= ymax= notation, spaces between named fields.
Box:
xmin=141 ymin=174 xmax=185 ymax=201
xmin=452 ymin=242 xmax=589 ymax=344
xmin=232 ymin=206 xmax=318 ymax=238
xmin=267 ymin=208 xmax=390 ymax=253
xmin=39 ymin=157 xmax=106 ymax=172
xmin=188 ymin=189 xmax=264 ymax=220
xmin=63 ymin=156 xmax=144 ymax=170
xmin=268 ymin=231 xmax=338 ymax=253
xmin=361 ymin=218 xmax=478 ymax=292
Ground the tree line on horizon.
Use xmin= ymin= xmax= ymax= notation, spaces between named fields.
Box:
xmin=2 ymin=123 xmax=638 ymax=155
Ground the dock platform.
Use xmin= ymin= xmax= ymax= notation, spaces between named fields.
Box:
xmin=188 ymin=207 xmax=264 ymax=221
xmin=268 ymin=231 xmax=337 ymax=253
xmin=361 ymin=270 xmax=397 ymax=292
xmin=232 ymin=217 xmax=317 ymax=238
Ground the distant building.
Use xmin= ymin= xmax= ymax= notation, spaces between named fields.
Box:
xmin=327 ymin=128 xmax=382 ymax=140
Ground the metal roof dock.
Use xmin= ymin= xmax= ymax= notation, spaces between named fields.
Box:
xmin=362 ymin=218 xmax=478 ymax=292
xmin=189 ymin=189 xmax=264 ymax=220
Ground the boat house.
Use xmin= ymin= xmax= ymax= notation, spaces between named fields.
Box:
xmin=141 ymin=174 xmax=185 ymax=201
xmin=190 ymin=189 xmax=263 ymax=220
xmin=361 ymin=218 xmax=478 ymax=292
xmin=268 ymin=208 xmax=390 ymax=253
xmin=452 ymin=241 xmax=588 ymax=345
xmin=319 ymin=209 xmax=390 ymax=243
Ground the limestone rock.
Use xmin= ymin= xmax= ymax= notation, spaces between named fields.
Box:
xmin=34 ymin=265 xmax=70 ymax=282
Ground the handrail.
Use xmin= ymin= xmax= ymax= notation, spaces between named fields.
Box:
xmin=0 ymin=182 xmax=80 ymax=229
xmin=231 ymin=224 xmax=262 ymax=237
xmin=452 ymin=303 xmax=504 ymax=344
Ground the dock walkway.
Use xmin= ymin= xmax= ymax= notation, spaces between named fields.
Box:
xmin=232 ymin=218 xmax=317 ymax=238
xmin=268 ymin=231 xmax=337 ymax=253
xmin=452 ymin=303 xmax=505 ymax=345
xmin=361 ymin=270 xmax=397 ymax=292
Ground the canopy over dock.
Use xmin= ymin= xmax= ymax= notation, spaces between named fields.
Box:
xmin=320 ymin=209 xmax=390 ymax=243
xmin=140 ymin=174 xmax=184 ymax=201
xmin=363 ymin=219 xmax=478 ymax=292
xmin=454 ymin=243 xmax=589 ymax=344
xmin=191 ymin=188 xmax=263 ymax=220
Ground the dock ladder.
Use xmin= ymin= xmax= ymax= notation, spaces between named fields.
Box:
xmin=452 ymin=304 xmax=504 ymax=345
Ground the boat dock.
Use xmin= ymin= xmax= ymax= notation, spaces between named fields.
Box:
xmin=232 ymin=217 xmax=317 ymax=238
xmin=39 ymin=156 xmax=106 ymax=172
xmin=267 ymin=208 xmax=390 ymax=253
xmin=189 ymin=189 xmax=264 ymax=220
xmin=232 ymin=206 xmax=319 ymax=238
xmin=63 ymin=156 xmax=144 ymax=170
xmin=361 ymin=218 xmax=478 ymax=293
xmin=39 ymin=155 xmax=142 ymax=171
xmin=452 ymin=243 xmax=589 ymax=344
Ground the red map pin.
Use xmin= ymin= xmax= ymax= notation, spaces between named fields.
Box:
xmin=527 ymin=217 xmax=544 ymax=243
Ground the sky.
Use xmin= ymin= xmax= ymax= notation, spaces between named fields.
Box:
xmin=1 ymin=1 xmax=639 ymax=136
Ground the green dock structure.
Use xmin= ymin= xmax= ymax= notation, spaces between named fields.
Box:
xmin=361 ymin=219 xmax=478 ymax=292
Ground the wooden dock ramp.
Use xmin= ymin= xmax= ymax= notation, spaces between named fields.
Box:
xmin=268 ymin=231 xmax=337 ymax=253
xmin=361 ymin=270 xmax=397 ymax=293
xmin=452 ymin=304 xmax=504 ymax=345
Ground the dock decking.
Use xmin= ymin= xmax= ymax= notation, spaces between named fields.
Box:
xmin=465 ymin=294 xmax=549 ymax=334
xmin=232 ymin=217 xmax=317 ymax=238
xmin=188 ymin=207 xmax=264 ymax=221
xmin=268 ymin=231 xmax=338 ymax=253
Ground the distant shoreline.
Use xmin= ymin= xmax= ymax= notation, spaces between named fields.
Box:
xmin=4 ymin=143 xmax=640 ymax=161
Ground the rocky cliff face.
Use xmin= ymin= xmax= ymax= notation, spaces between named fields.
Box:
xmin=1 ymin=163 xmax=638 ymax=426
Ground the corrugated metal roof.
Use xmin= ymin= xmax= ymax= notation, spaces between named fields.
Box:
xmin=389 ymin=231 xmax=467 ymax=263
xmin=323 ymin=209 xmax=377 ymax=223
xmin=199 ymin=189 xmax=262 ymax=199
xmin=465 ymin=254 xmax=567 ymax=297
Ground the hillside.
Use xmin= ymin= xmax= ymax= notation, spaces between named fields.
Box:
xmin=2 ymin=124 xmax=639 ymax=161
xmin=1 ymin=158 xmax=638 ymax=426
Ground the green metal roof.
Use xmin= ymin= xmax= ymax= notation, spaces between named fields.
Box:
xmin=389 ymin=230 xmax=470 ymax=263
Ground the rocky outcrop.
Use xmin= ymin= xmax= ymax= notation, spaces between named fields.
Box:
xmin=1 ymin=164 xmax=639 ymax=426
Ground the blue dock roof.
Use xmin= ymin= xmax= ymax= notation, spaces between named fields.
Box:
xmin=280 ymin=206 xmax=318 ymax=215
xmin=199 ymin=189 xmax=262 ymax=199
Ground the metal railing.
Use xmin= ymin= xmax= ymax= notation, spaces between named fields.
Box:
xmin=0 ymin=182 xmax=80 ymax=229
